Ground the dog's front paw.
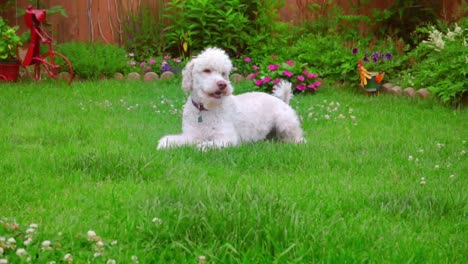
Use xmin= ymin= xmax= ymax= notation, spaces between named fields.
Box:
xmin=197 ymin=141 xmax=230 ymax=151
xmin=157 ymin=136 xmax=172 ymax=150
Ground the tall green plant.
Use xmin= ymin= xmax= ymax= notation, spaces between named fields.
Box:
xmin=124 ymin=7 xmax=164 ymax=61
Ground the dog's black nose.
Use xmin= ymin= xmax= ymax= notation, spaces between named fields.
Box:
xmin=217 ymin=81 xmax=227 ymax=90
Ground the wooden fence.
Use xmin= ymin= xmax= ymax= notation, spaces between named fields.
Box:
xmin=1 ymin=0 xmax=465 ymax=46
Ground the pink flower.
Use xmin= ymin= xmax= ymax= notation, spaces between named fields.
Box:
xmin=244 ymin=57 xmax=252 ymax=63
xmin=140 ymin=62 xmax=146 ymax=67
xmin=262 ymin=76 xmax=272 ymax=83
xmin=273 ymin=78 xmax=280 ymax=84
xmin=173 ymin=58 xmax=181 ymax=63
xmin=285 ymin=60 xmax=295 ymax=66
xmin=307 ymin=84 xmax=316 ymax=90
xmin=307 ymin=73 xmax=318 ymax=79
xmin=302 ymin=70 xmax=309 ymax=75
xmin=164 ymin=55 xmax=171 ymax=60
xmin=271 ymin=55 xmax=277 ymax=59
xmin=314 ymin=81 xmax=322 ymax=87
xmin=268 ymin=64 xmax=279 ymax=71
xmin=296 ymin=84 xmax=306 ymax=91
xmin=127 ymin=61 xmax=136 ymax=66
xmin=145 ymin=66 xmax=152 ymax=71
xmin=253 ymin=65 xmax=260 ymax=71
xmin=254 ymin=79 xmax=263 ymax=86
xmin=149 ymin=59 xmax=156 ymax=65
xmin=283 ymin=70 xmax=293 ymax=77
xmin=297 ymin=75 xmax=305 ymax=82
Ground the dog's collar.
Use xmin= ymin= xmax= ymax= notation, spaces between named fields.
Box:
xmin=191 ymin=99 xmax=208 ymax=111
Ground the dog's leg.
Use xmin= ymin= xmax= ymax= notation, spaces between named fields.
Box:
xmin=275 ymin=119 xmax=305 ymax=143
xmin=157 ymin=134 xmax=196 ymax=150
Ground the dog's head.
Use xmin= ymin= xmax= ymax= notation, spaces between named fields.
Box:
xmin=182 ymin=48 xmax=233 ymax=109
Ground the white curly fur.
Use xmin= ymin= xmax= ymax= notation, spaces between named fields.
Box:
xmin=157 ymin=47 xmax=304 ymax=150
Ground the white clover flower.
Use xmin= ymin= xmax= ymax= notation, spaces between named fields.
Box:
xmin=26 ymin=228 xmax=35 ymax=234
xmin=7 ymin=238 xmax=15 ymax=244
xmin=43 ymin=240 xmax=51 ymax=247
xmin=106 ymin=259 xmax=116 ymax=264
xmin=199 ymin=256 xmax=206 ymax=264
xmin=93 ymin=252 xmax=102 ymax=258
xmin=434 ymin=164 xmax=440 ymax=169
xmin=408 ymin=155 xmax=414 ymax=161
xmin=29 ymin=223 xmax=38 ymax=229
xmin=450 ymin=174 xmax=456 ymax=179
xmin=16 ymin=248 xmax=27 ymax=257
xmin=0 ymin=259 xmax=7 ymax=264
xmin=417 ymin=149 xmax=424 ymax=153
xmin=460 ymin=150 xmax=466 ymax=155
xmin=131 ymin=255 xmax=139 ymax=263
xmin=48 ymin=261 xmax=56 ymax=264
xmin=338 ymin=114 xmax=345 ymax=119
xmin=420 ymin=177 xmax=427 ymax=185
xmin=111 ymin=240 xmax=118 ymax=246
xmin=23 ymin=238 xmax=33 ymax=246
xmin=324 ymin=115 xmax=330 ymax=120
xmin=436 ymin=143 xmax=445 ymax=148
xmin=63 ymin=253 xmax=73 ymax=263
xmin=96 ymin=241 xmax=105 ymax=248
xmin=0 ymin=237 xmax=5 ymax=243
xmin=152 ymin=217 xmax=162 ymax=224
xmin=350 ymin=115 xmax=356 ymax=121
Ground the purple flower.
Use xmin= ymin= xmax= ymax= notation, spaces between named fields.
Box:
xmin=254 ymin=79 xmax=263 ymax=86
xmin=285 ymin=60 xmax=295 ymax=66
xmin=283 ymin=70 xmax=293 ymax=77
xmin=127 ymin=61 xmax=136 ymax=66
xmin=140 ymin=62 xmax=146 ymax=67
xmin=385 ymin=53 xmax=392 ymax=60
xmin=244 ymin=57 xmax=252 ymax=63
xmin=164 ymin=55 xmax=171 ymax=60
xmin=297 ymin=75 xmax=305 ymax=82
xmin=273 ymin=78 xmax=280 ymax=84
xmin=262 ymin=76 xmax=272 ymax=83
xmin=307 ymin=84 xmax=316 ymax=90
xmin=314 ymin=81 xmax=322 ymax=87
xmin=352 ymin=48 xmax=358 ymax=55
xmin=253 ymin=65 xmax=260 ymax=71
xmin=149 ymin=59 xmax=156 ymax=65
xmin=145 ymin=66 xmax=152 ymax=71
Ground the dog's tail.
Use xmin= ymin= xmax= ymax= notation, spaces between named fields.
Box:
xmin=272 ymin=80 xmax=293 ymax=104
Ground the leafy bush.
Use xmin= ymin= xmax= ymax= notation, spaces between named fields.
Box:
xmin=164 ymin=0 xmax=286 ymax=58
xmin=400 ymin=21 xmax=467 ymax=106
xmin=57 ymin=42 xmax=127 ymax=79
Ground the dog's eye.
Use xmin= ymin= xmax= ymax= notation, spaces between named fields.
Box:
xmin=222 ymin=72 xmax=227 ymax=76
xmin=203 ymin=69 xmax=212 ymax=73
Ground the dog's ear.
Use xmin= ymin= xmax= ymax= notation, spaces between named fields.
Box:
xmin=182 ymin=61 xmax=194 ymax=92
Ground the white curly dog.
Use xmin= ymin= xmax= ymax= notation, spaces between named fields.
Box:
xmin=157 ymin=47 xmax=304 ymax=150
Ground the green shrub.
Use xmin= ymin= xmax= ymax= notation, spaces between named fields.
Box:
xmin=164 ymin=0 xmax=285 ymax=58
xmin=400 ymin=20 xmax=467 ymax=106
xmin=57 ymin=42 xmax=127 ymax=79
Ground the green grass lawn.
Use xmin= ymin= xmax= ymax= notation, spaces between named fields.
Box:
xmin=0 ymin=79 xmax=466 ymax=263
